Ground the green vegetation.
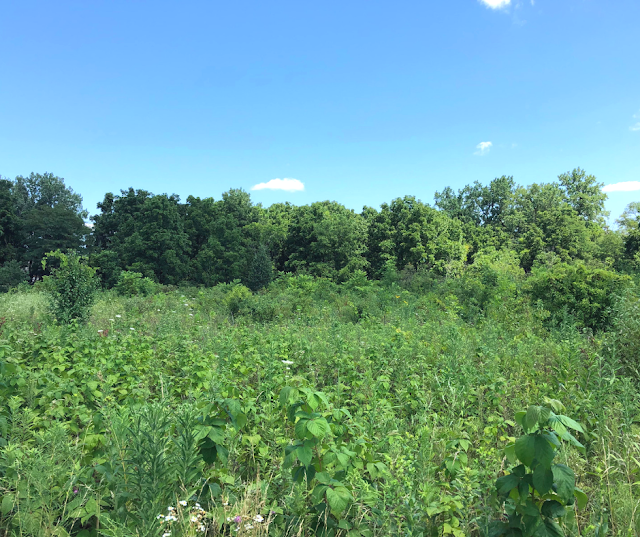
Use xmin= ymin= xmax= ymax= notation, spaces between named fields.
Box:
xmin=0 ymin=168 xmax=640 ymax=536
xmin=0 ymin=267 xmax=639 ymax=536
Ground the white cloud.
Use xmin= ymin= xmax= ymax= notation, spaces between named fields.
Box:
xmin=251 ymin=178 xmax=304 ymax=192
xmin=479 ymin=0 xmax=511 ymax=9
xmin=630 ymin=122 xmax=640 ymax=132
xmin=602 ymin=181 xmax=640 ymax=193
xmin=85 ymin=222 xmax=94 ymax=229
xmin=474 ymin=141 xmax=493 ymax=156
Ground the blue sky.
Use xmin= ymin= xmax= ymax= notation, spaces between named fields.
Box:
xmin=1 ymin=0 xmax=639 ymax=222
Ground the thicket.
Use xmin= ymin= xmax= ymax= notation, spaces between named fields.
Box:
xmin=0 ymin=263 xmax=639 ymax=535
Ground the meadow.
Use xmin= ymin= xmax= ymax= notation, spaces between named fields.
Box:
xmin=1 ymin=264 xmax=639 ymax=537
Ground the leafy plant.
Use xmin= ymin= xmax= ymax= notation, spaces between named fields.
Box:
xmin=491 ymin=400 xmax=588 ymax=537
xmin=42 ymin=250 xmax=98 ymax=324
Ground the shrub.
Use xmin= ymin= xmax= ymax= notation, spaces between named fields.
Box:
xmin=114 ymin=270 xmax=158 ymax=297
xmin=41 ymin=250 xmax=98 ymax=324
xmin=224 ymin=283 xmax=252 ymax=317
xmin=524 ymin=262 xmax=632 ymax=331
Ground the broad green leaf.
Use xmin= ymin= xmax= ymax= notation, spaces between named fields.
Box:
xmin=1 ymin=493 xmax=14 ymax=516
xmin=540 ymin=517 xmax=564 ymax=537
xmin=515 ymin=435 xmax=536 ymax=467
xmin=326 ymin=486 xmax=351 ymax=514
xmin=306 ymin=417 xmax=330 ymax=438
xmin=524 ymin=406 xmax=542 ymax=431
xmin=560 ymin=430 xmax=586 ymax=455
xmin=315 ymin=471 xmax=332 ymax=484
xmin=552 ymin=464 xmax=575 ymax=503
xmin=496 ymin=473 xmax=520 ymax=495
xmin=338 ymin=520 xmax=352 ymax=530
xmin=533 ymin=435 xmax=556 ymax=469
xmin=548 ymin=415 xmax=567 ymax=438
xmin=544 ymin=398 xmax=565 ymax=413
xmin=533 ymin=465 xmax=553 ymax=495
xmin=515 ymin=411 xmax=527 ymax=428
xmin=297 ymin=446 xmax=313 ymax=467
xmin=279 ymin=387 xmax=291 ymax=406
xmin=557 ymin=415 xmax=584 ymax=433
xmin=283 ymin=450 xmax=298 ymax=469
xmin=295 ymin=418 xmax=308 ymax=439
xmin=541 ymin=500 xmax=566 ymax=518
xmin=574 ymin=488 xmax=588 ymax=510
xmin=516 ymin=499 xmax=540 ymax=516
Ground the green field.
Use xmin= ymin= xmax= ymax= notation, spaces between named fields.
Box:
xmin=1 ymin=270 xmax=639 ymax=537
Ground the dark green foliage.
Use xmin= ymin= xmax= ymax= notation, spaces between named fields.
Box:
xmin=89 ymin=249 xmax=122 ymax=288
xmin=42 ymin=250 xmax=98 ymax=324
xmin=0 ymin=178 xmax=21 ymax=265
xmin=365 ymin=195 xmax=466 ymax=278
xmin=524 ymin=261 xmax=631 ymax=330
xmin=7 ymin=173 xmax=89 ymax=281
xmin=0 ymin=260 xmax=28 ymax=292
xmin=189 ymin=189 xmax=261 ymax=286
xmin=247 ymin=243 xmax=273 ymax=291
xmin=92 ymin=189 xmax=190 ymax=284
xmin=492 ymin=401 xmax=587 ymax=537
xmin=283 ymin=201 xmax=368 ymax=281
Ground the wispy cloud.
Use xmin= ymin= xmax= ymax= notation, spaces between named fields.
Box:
xmin=479 ymin=0 xmax=511 ymax=9
xmin=602 ymin=181 xmax=640 ymax=193
xmin=251 ymin=178 xmax=305 ymax=192
xmin=474 ymin=141 xmax=493 ymax=156
xmin=630 ymin=123 xmax=640 ymax=132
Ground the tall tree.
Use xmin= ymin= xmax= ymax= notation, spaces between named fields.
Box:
xmin=12 ymin=173 xmax=88 ymax=280
xmin=283 ymin=201 xmax=368 ymax=281
xmin=92 ymin=189 xmax=190 ymax=285
xmin=366 ymin=196 xmax=467 ymax=278
xmin=0 ymin=178 xmax=21 ymax=265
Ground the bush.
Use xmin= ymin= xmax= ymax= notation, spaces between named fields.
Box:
xmin=524 ymin=261 xmax=632 ymax=331
xmin=114 ymin=270 xmax=158 ymax=297
xmin=223 ymin=282 xmax=253 ymax=317
xmin=607 ymin=288 xmax=640 ymax=376
xmin=42 ymin=251 xmax=98 ymax=324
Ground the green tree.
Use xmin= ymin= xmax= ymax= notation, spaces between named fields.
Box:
xmin=283 ymin=201 xmax=368 ymax=281
xmin=11 ymin=173 xmax=88 ymax=281
xmin=0 ymin=178 xmax=22 ymax=265
xmin=92 ymin=189 xmax=190 ymax=285
xmin=366 ymin=196 xmax=467 ymax=278
xmin=188 ymin=189 xmax=261 ymax=286
xmin=247 ymin=243 xmax=273 ymax=291
xmin=557 ymin=167 xmax=607 ymax=223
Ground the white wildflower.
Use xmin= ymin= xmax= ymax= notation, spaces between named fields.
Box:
xmin=189 ymin=313 xmax=194 ymax=316
xmin=97 ymin=330 xmax=103 ymax=333
xmin=116 ymin=314 xmax=122 ymax=318
xmin=245 ymin=524 xmax=254 ymax=530
xmin=167 ymin=506 xmax=175 ymax=511
xmin=163 ymin=533 xmax=171 ymax=537
xmin=130 ymin=327 xmax=135 ymax=331
xmin=281 ymin=360 xmax=294 ymax=365
xmin=254 ymin=514 xmax=264 ymax=522
xmin=179 ymin=500 xmax=187 ymax=506
xmin=109 ymin=318 xmax=115 ymax=321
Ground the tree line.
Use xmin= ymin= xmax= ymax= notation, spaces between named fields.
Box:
xmin=1 ymin=168 xmax=639 ymax=292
